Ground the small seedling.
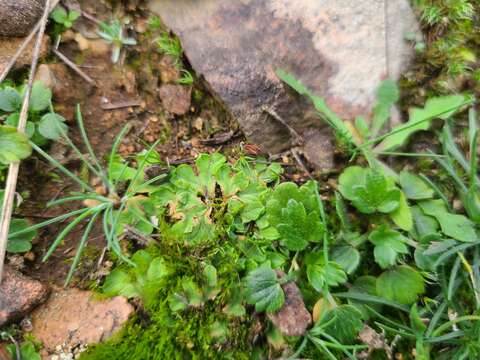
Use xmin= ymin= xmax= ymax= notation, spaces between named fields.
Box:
xmin=98 ymin=19 xmax=137 ymax=63
xmin=9 ymin=105 xmax=164 ymax=286
xmin=51 ymin=7 xmax=80 ymax=29
xmin=0 ymin=81 xmax=68 ymax=145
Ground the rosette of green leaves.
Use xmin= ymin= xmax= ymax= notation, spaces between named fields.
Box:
xmin=262 ymin=181 xmax=325 ymax=251
xmin=339 ymin=166 xmax=412 ymax=231
xmin=0 ymin=82 xmax=68 ymax=145
xmin=152 ymin=154 xmax=282 ymax=246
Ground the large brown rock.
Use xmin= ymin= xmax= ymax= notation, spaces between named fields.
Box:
xmin=149 ymin=0 xmax=420 ymax=168
xmin=0 ymin=265 xmax=49 ymax=327
xmin=31 ymin=288 xmax=133 ymax=356
xmin=0 ymin=0 xmax=45 ymax=37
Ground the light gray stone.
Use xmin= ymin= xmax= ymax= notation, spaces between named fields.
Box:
xmin=149 ymin=0 xmax=420 ymax=168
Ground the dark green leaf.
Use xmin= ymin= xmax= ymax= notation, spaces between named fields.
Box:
xmin=244 ymin=264 xmax=284 ymax=313
xmin=321 ymin=305 xmax=364 ymax=344
xmin=369 ymin=225 xmax=409 ymax=269
xmin=305 ymin=251 xmax=347 ymax=291
xmin=399 ymin=171 xmax=434 ymax=200
xmin=330 ymin=245 xmax=360 ymax=274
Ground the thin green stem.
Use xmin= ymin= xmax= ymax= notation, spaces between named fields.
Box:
xmin=31 ymin=142 xmax=94 ymax=192
xmin=64 ymin=211 xmax=100 ymax=286
xmin=8 ymin=208 xmax=90 ymax=238
xmin=42 ymin=205 xmax=106 ymax=261
xmin=431 ymin=315 xmax=480 ymax=337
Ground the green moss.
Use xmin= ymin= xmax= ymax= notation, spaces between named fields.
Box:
xmin=81 ymin=300 xmax=253 ymax=360
xmin=81 ymin=240 xmax=254 ymax=359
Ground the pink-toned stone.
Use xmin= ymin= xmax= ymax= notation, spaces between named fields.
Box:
xmin=158 ymin=84 xmax=192 ymax=115
xmin=31 ymin=288 xmax=133 ymax=354
xmin=0 ymin=265 xmax=49 ymax=327
xmin=268 ymin=272 xmax=312 ymax=336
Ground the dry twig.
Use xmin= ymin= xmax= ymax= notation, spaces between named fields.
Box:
xmin=52 ymin=48 xmax=96 ymax=85
xmin=0 ymin=0 xmax=52 ymax=282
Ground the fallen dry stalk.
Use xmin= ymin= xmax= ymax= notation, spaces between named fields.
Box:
xmin=53 ymin=48 xmax=96 ymax=85
xmin=0 ymin=0 xmax=51 ymax=282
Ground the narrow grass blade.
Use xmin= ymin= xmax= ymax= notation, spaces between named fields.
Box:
xmin=447 ymin=255 xmax=462 ymax=301
xmin=469 ymin=108 xmax=479 ymax=187
xmin=47 ymin=194 xmax=110 ymax=207
xmin=419 ymin=174 xmax=452 ymax=211
xmin=333 ymin=292 xmax=410 ymax=312
xmin=8 ymin=208 xmax=90 ymax=238
xmin=431 ymin=315 xmax=480 ymax=337
xmin=64 ymin=211 xmax=100 ymax=286
xmin=76 ymin=105 xmax=109 ymax=181
xmin=434 ymin=241 xmax=480 ymax=267
xmin=426 ymin=301 xmax=447 ymax=337
xmin=42 ymin=205 xmax=105 ymax=261
xmin=31 ymin=142 xmax=94 ymax=192
xmin=108 ymin=123 xmax=132 ymax=184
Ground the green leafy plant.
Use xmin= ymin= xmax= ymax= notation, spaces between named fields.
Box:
xmin=276 ymin=69 xmax=472 ymax=164
xmin=103 ymin=250 xmax=170 ymax=305
xmin=9 ymin=105 xmax=164 ymax=285
xmin=51 ymin=7 xmax=80 ymax=29
xmin=0 ymin=126 xmax=32 ymax=164
xmin=0 ymin=81 xmax=67 ymax=145
xmin=98 ymin=19 xmax=137 ymax=63
xmin=156 ymin=32 xmax=194 ymax=86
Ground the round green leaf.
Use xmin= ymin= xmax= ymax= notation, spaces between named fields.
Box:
xmin=376 ymin=266 xmax=425 ymax=305
xmin=38 ymin=113 xmax=68 ymax=140
xmin=0 ymin=125 xmax=32 ymax=164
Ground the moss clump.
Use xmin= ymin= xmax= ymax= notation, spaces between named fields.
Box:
xmin=81 ymin=300 xmax=253 ymax=360
xmin=81 ymin=240 xmax=256 ymax=360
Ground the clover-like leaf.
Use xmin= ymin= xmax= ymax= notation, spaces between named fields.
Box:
xmin=38 ymin=113 xmax=68 ymax=140
xmin=330 ymin=245 xmax=360 ymax=274
xmin=244 ymin=264 xmax=284 ymax=313
xmin=276 ymin=199 xmax=324 ymax=251
xmin=0 ymin=86 xmax=21 ymax=112
xmin=320 ymin=305 xmax=364 ymax=344
xmin=0 ymin=125 xmax=32 ymax=164
xmin=376 ymin=265 xmax=425 ymax=305
xmin=7 ymin=218 xmax=37 ymax=253
xmin=351 ymin=170 xmax=400 ymax=214
xmin=305 ymin=251 xmax=347 ymax=292
xmin=29 ymin=81 xmax=52 ymax=112
xmin=369 ymin=225 xmax=409 ymax=269
xmin=340 ymin=167 xmax=401 ymax=215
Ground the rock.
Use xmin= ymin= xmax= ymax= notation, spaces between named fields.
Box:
xmin=0 ymin=265 xmax=49 ymax=327
xmin=267 ymin=272 xmax=312 ymax=336
xmin=31 ymin=288 xmax=134 ymax=355
xmin=158 ymin=84 xmax=192 ymax=115
xmin=149 ymin=0 xmax=420 ymax=168
xmin=34 ymin=64 xmax=57 ymax=90
xmin=0 ymin=0 xmax=44 ymax=37
xmin=0 ymin=36 xmax=49 ymax=75
xmin=157 ymin=55 xmax=181 ymax=84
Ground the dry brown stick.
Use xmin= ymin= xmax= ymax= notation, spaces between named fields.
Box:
xmin=52 ymin=48 xmax=96 ymax=85
xmin=0 ymin=0 xmax=59 ymax=84
xmin=0 ymin=0 xmax=51 ymax=282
